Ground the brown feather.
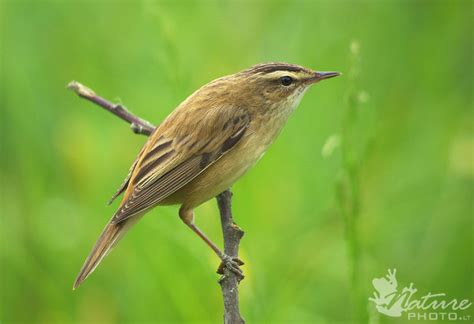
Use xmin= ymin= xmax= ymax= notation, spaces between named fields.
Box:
xmin=112 ymin=115 xmax=249 ymax=224
xmin=73 ymin=215 xmax=142 ymax=289
xmin=74 ymin=111 xmax=250 ymax=287
xmin=107 ymin=138 xmax=151 ymax=205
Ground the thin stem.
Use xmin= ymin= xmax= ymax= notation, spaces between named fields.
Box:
xmin=67 ymin=81 xmax=156 ymax=135
xmin=217 ymin=190 xmax=245 ymax=324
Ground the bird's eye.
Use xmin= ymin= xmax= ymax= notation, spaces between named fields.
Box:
xmin=280 ymin=76 xmax=293 ymax=86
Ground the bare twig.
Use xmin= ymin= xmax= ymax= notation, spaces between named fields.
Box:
xmin=68 ymin=81 xmax=245 ymax=323
xmin=67 ymin=81 xmax=155 ymax=135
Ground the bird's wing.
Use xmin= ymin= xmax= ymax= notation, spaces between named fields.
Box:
xmin=112 ymin=106 xmax=251 ymax=224
xmin=107 ymin=144 xmax=148 ymax=205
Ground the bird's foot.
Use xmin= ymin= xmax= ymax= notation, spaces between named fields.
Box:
xmin=217 ymin=254 xmax=245 ymax=278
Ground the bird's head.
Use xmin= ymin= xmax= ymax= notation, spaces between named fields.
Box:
xmin=234 ymin=62 xmax=341 ymax=112
xmin=190 ymin=62 xmax=340 ymax=116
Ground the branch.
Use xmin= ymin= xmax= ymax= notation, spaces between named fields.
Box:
xmin=217 ymin=190 xmax=245 ymax=324
xmin=68 ymin=81 xmax=245 ymax=323
xmin=67 ymin=81 xmax=155 ymax=135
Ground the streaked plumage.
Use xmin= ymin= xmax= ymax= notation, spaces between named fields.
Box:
xmin=74 ymin=62 xmax=340 ymax=289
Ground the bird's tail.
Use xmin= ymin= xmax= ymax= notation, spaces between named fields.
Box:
xmin=73 ymin=215 xmax=142 ymax=289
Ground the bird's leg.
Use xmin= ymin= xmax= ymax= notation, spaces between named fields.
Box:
xmin=179 ymin=207 xmax=244 ymax=277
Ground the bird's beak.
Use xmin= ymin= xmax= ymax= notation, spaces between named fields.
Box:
xmin=307 ymin=71 xmax=341 ymax=84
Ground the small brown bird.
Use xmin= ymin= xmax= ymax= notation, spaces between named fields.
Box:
xmin=73 ymin=62 xmax=340 ymax=289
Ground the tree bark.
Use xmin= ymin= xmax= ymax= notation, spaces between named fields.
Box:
xmin=217 ymin=190 xmax=245 ymax=324
xmin=67 ymin=81 xmax=245 ymax=323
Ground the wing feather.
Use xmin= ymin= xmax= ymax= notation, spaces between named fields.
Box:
xmin=111 ymin=109 xmax=250 ymax=224
xmin=107 ymin=145 xmax=147 ymax=205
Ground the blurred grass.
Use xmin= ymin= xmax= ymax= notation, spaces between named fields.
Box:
xmin=0 ymin=0 xmax=472 ymax=323
xmin=336 ymin=39 xmax=367 ymax=323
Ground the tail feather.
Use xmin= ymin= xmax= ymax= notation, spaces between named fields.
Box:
xmin=73 ymin=216 xmax=141 ymax=289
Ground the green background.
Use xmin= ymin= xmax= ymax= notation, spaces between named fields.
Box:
xmin=1 ymin=0 xmax=472 ymax=323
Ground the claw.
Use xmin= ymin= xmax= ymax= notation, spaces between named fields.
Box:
xmin=217 ymin=255 xmax=245 ymax=278
xmin=235 ymin=258 xmax=245 ymax=266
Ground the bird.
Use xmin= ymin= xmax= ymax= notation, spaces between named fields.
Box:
xmin=73 ymin=62 xmax=340 ymax=289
